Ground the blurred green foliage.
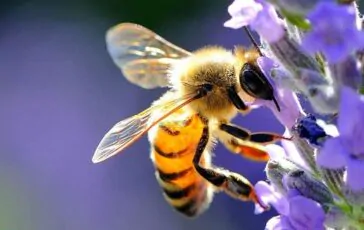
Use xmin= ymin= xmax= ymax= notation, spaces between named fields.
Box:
xmin=2 ymin=0 xmax=227 ymax=29
xmin=94 ymin=0 xmax=225 ymax=26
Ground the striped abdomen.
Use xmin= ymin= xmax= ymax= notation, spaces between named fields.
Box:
xmin=148 ymin=108 xmax=214 ymax=217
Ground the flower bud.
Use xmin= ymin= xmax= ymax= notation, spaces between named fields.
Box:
xmin=265 ymin=158 xmax=301 ymax=195
xmin=283 ymin=170 xmax=333 ymax=210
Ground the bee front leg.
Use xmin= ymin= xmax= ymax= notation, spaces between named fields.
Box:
xmin=217 ymin=123 xmax=292 ymax=162
xmin=193 ymin=123 xmax=265 ymax=208
xmin=227 ymin=86 xmax=250 ymax=112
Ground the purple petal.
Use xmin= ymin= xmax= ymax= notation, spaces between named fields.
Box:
xmin=256 ymin=57 xmax=277 ymax=88
xmin=224 ymin=0 xmax=262 ymax=29
xmin=317 ymin=137 xmax=347 ymax=168
xmin=265 ymin=216 xmax=294 ymax=230
xmin=250 ymin=1 xmax=284 ymax=43
xmin=256 ymin=57 xmax=303 ymax=127
xmin=254 ymin=181 xmax=289 ymax=215
xmin=265 ymin=216 xmax=282 ymax=230
xmin=321 ymin=43 xmax=351 ymax=64
xmin=227 ymin=0 xmax=259 ymax=16
xmin=286 ymin=188 xmax=301 ymax=199
xmin=223 ymin=18 xmax=248 ymax=29
xmin=288 ymin=196 xmax=325 ymax=230
xmin=337 ymin=87 xmax=364 ymax=154
xmin=281 ymin=129 xmax=307 ymax=169
xmin=302 ymin=2 xmax=363 ymax=64
xmin=265 ymin=144 xmax=286 ymax=160
xmin=354 ymin=32 xmax=364 ymax=49
xmin=302 ymin=27 xmax=348 ymax=64
xmin=301 ymin=32 xmax=323 ymax=55
xmin=273 ymin=88 xmax=302 ymax=128
xmin=346 ymin=158 xmax=364 ymax=192
xmin=338 ymin=86 xmax=363 ymax=138
xmin=257 ymin=57 xmax=276 ymax=79
xmin=307 ymin=1 xmax=354 ymax=24
xmin=308 ymin=1 xmax=356 ymax=24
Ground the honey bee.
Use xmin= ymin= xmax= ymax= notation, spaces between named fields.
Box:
xmin=93 ymin=23 xmax=290 ymax=217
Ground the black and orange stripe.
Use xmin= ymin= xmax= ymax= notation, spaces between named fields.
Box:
xmin=149 ymin=110 xmax=213 ymax=217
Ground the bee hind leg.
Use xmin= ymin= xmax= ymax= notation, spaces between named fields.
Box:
xmin=193 ymin=123 xmax=266 ymax=209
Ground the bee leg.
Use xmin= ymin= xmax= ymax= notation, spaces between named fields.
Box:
xmin=193 ymin=123 xmax=266 ymax=209
xmin=220 ymin=123 xmax=292 ymax=144
xmin=227 ymin=86 xmax=249 ymax=112
xmin=218 ymin=123 xmax=292 ymax=162
xmin=249 ymin=132 xmax=293 ymax=143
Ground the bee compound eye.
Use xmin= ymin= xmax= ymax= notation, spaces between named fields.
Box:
xmin=241 ymin=70 xmax=261 ymax=94
xmin=202 ymin=84 xmax=213 ymax=92
xmin=239 ymin=63 xmax=274 ymax=101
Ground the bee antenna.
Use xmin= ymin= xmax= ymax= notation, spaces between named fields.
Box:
xmin=272 ymin=96 xmax=281 ymax=112
xmin=243 ymin=26 xmax=263 ymax=56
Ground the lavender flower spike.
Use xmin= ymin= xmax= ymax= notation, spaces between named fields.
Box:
xmin=221 ymin=0 xmax=364 ymax=228
xmin=283 ymin=170 xmax=333 ymax=208
xmin=317 ymin=86 xmax=364 ymax=192
xmin=301 ymin=1 xmax=364 ymax=64
xmin=224 ymin=0 xmax=284 ymax=43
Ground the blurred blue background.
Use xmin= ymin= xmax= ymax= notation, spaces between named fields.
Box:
xmin=0 ymin=1 xmax=288 ymax=229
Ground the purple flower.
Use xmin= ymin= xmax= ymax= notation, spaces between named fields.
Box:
xmin=301 ymin=1 xmax=364 ymax=64
xmin=255 ymin=181 xmax=326 ymax=230
xmin=255 ymin=181 xmax=289 ymax=215
xmin=317 ymin=86 xmax=364 ymax=191
xmin=264 ymin=135 xmax=307 ymax=171
xmin=223 ymin=0 xmax=262 ymax=29
xmin=254 ymin=57 xmax=304 ymax=128
xmin=265 ymin=143 xmax=287 ymax=160
xmin=224 ymin=0 xmax=284 ymax=43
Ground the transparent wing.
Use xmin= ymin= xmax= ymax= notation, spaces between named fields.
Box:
xmin=92 ymin=92 xmax=197 ymax=163
xmin=106 ymin=23 xmax=192 ymax=89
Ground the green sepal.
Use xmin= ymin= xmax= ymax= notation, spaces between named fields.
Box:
xmin=335 ymin=200 xmax=353 ymax=215
xmin=280 ymin=8 xmax=311 ymax=31
xmin=359 ymin=86 xmax=364 ymax=95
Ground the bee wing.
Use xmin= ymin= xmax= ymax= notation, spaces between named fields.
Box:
xmin=92 ymin=92 xmax=197 ymax=163
xmin=106 ymin=23 xmax=192 ymax=89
